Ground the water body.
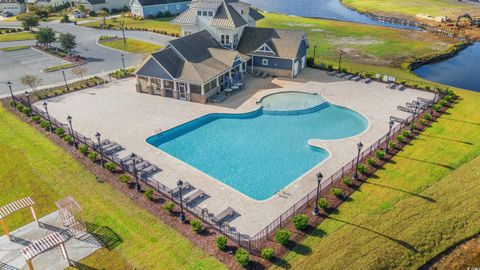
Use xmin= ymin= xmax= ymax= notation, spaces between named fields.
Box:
xmin=414 ymin=43 xmax=480 ymax=92
xmin=244 ymin=0 xmax=418 ymax=29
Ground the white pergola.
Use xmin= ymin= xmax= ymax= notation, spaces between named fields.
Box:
xmin=55 ymin=196 xmax=86 ymax=237
xmin=0 ymin=197 xmax=38 ymax=240
xmin=21 ymin=232 xmax=70 ymax=270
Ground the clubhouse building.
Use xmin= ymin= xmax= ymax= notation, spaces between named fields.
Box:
xmin=135 ymin=0 xmax=309 ymax=103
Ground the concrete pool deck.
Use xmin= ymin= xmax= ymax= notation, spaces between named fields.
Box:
xmin=37 ymin=68 xmax=434 ymax=237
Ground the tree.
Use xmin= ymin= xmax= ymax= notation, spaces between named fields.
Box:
xmin=59 ymin=33 xmax=76 ymax=55
xmin=17 ymin=13 xmax=40 ymax=31
xmin=35 ymin=27 xmax=56 ymax=47
xmin=20 ymin=74 xmax=42 ymax=93
xmin=96 ymin=10 xmax=108 ymax=26
xmin=71 ymin=66 xmax=87 ymax=80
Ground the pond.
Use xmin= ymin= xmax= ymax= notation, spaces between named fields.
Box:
xmin=244 ymin=0 xmax=418 ymax=29
xmin=414 ymin=43 xmax=480 ymax=92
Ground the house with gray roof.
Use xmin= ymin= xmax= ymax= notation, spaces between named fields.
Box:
xmin=135 ymin=0 xmax=309 ymax=103
xmin=129 ymin=0 xmax=190 ymax=18
xmin=0 ymin=0 xmax=25 ymax=15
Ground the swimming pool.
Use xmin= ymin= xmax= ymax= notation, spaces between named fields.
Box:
xmin=147 ymin=92 xmax=368 ymax=200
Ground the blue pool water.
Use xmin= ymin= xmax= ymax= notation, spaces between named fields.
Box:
xmin=147 ymin=93 xmax=368 ymax=200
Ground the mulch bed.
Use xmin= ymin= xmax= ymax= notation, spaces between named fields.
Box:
xmin=34 ymin=45 xmax=88 ymax=65
xmin=1 ymin=95 xmax=455 ymax=269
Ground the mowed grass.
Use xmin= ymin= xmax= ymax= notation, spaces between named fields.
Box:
xmin=0 ymin=31 xmax=35 ymax=42
xmin=273 ymin=89 xmax=480 ymax=269
xmin=0 ymin=105 xmax=226 ymax=270
xmin=0 ymin=45 xmax=29 ymax=51
xmin=83 ymin=17 xmax=181 ymax=35
xmin=99 ymin=38 xmax=162 ymax=54
xmin=341 ymin=0 xmax=480 ymax=18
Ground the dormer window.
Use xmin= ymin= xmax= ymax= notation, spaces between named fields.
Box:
xmin=256 ymin=44 xmax=274 ymax=54
xmin=221 ymin=34 xmax=230 ymax=45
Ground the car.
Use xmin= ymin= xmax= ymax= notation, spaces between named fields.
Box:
xmin=72 ymin=11 xmax=85 ymax=19
xmin=2 ymin=11 xmax=13 ymax=18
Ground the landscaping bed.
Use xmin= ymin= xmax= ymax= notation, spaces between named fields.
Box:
xmin=34 ymin=45 xmax=88 ymax=71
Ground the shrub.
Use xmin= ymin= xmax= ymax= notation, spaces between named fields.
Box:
xmin=190 ymin=219 xmax=203 ymax=233
xmin=375 ymin=149 xmax=385 ymax=160
xmin=31 ymin=115 xmax=41 ymax=123
xmin=234 ymin=248 xmax=249 ymax=267
xmin=292 ymin=214 xmax=309 ymax=230
xmin=164 ymin=201 xmax=174 ymax=213
xmin=144 ymin=188 xmax=154 ymax=200
xmin=40 ymin=120 xmax=50 ymax=130
xmin=79 ymin=144 xmax=89 ymax=155
xmin=402 ymin=130 xmax=411 ymax=138
xmin=367 ymin=157 xmax=376 ymax=167
xmin=433 ymin=104 xmax=441 ymax=112
xmin=439 ymin=100 xmax=447 ymax=107
xmin=16 ymin=103 xmax=24 ymax=111
xmin=88 ymin=151 xmax=97 ymax=162
xmin=9 ymin=100 xmax=15 ymax=107
xmin=55 ymin=127 xmax=65 ymax=137
xmin=306 ymin=56 xmax=315 ymax=67
xmin=261 ymin=247 xmax=275 ymax=260
xmin=357 ymin=163 xmax=367 ymax=174
xmin=317 ymin=197 xmax=328 ymax=209
xmin=216 ymin=236 xmax=227 ymax=251
xmin=88 ymin=10 xmax=96 ymax=16
xmin=331 ymin=187 xmax=343 ymax=199
xmin=342 ymin=177 xmax=353 ymax=187
xmin=103 ymin=162 xmax=116 ymax=172
xmin=396 ymin=135 xmax=405 ymax=143
xmin=22 ymin=107 xmax=31 ymax=116
xmin=419 ymin=119 xmax=426 ymax=126
xmin=412 ymin=123 xmax=418 ymax=130
xmin=63 ymin=135 xmax=73 ymax=143
xmin=118 ymin=174 xmax=130 ymax=183
xmin=388 ymin=141 xmax=396 ymax=149
xmin=425 ymin=85 xmax=431 ymax=91
xmin=275 ymin=229 xmax=290 ymax=246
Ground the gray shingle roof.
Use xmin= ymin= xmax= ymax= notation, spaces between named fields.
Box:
xmin=170 ymin=7 xmax=197 ymax=25
xmin=211 ymin=2 xmax=247 ymax=28
xmin=237 ymin=27 xmax=306 ymax=59
xmin=136 ymin=0 xmax=190 ymax=6
xmin=151 ymin=48 xmax=184 ymax=77
xmin=248 ymin=7 xmax=264 ymax=21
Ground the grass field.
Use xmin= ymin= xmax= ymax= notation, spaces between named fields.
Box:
xmin=341 ymin=0 xmax=480 ymax=18
xmin=273 ymin=89 xmax=480 ymax=269
xmin=83 ymin=17 xmax=181 ymax=35
xmin=0 ymin=105 xmax=226 ymax=270
xmin=0 ymin=31 xmax=35 ymax=42
xmin=0 ymin=45 xmax=29 ymax=51
xmin=99 ymin=37 xmax=162 ymax=54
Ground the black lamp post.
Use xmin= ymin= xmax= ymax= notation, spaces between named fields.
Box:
xmin=120 ymin=20 xmax=126 ymax=45
xmin=177 ymin=180 xmax=186 ymax=223
xmin=7 ymin=81 xmax=16 ymax=107
xmin=131 ymin=153 xmax=141 ymax=192
xmin=24 ymin=90 xmax=31 ymax=109
xmin=95 ymin=132 xmax=104 ymax=165
xmin=338 ymin=50 xmax=344 ymax=71
xmin=121 ymin=54 xmax=126 ymax=71
xmin=61 ymin=68 xmax=69 ymax=92
xmin=312 ymin=172 xmax=323 ymax=216
xmin=67 ymin=115 xmax=77 ymax=148
xmin=353 ymin=142 xmax=363 ymax=179
xmin=410 ymin=104 xmax=418 ymax=132
xmin=385 ymin=120 xmax=394 ymax=154
xmin=43 ymin=101 xmax=53 ymax=132
xmin=312 ymin=44 xmax=317 ymax=67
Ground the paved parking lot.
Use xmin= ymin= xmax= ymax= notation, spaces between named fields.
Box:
xmin=2 ymin=47 xmax=68 ymax=70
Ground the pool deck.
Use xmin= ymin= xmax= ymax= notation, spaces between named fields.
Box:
xmin=37 ymin=68 xmax=434 ymax=237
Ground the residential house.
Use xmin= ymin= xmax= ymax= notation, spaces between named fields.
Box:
xmin=135 ymin=0 xmax=309 ymax=103
xmin=129 ymin=0 xmax=190 ymax=18
xmin=0 ymin=0 xmax=26 ymax=15
xmin=74 ymin=0 xmax=129 ymax=11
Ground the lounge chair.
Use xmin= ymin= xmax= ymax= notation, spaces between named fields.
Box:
xmin=185 ymin=189 xmax=205 ymax=205
xmin=212 ymin=207 xmax=235 ymax=223
xmin=254 ymin=70 xmax=262 ymax=77
xmin=345 ymin=74 xmax=354 ymax=80
xmin=352 ymin=76 xmax=361 ymax=81
xmin=364 ymin=78 xmax=372 ymax=84
xmin=374 ymin=74 xmax=381 ymax=80
xmin=388 ymin=82 xmax=396 ymax=89
xmin=102 ymin=143 xmax=123 ymax=154
xmin=261 ymin=71 xmax=269 ymax=78
xmin=337 ymin=72 xmax=346 ymax=78
xmin=170 ymin=182 xmax=191 ymax=196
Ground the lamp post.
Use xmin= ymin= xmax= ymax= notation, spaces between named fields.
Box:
xmin=7 ymin=81 xmax=16 ymax=107
xmin=410 ymin=104 xmax=418 ymax=132
xmin=338 ymin=50 xmax=344 ymax=71
xmin=121 ymin=54 xmax=126 ymax=71
xmin=67 ymin=115 xmax=77 ymax=148
xmin=61 ymin=68 xmax=69 ymax=92
xmin=131 ymin=153 xmax=141 ymax=192
xmin=312 ymin=44 xmax=317 ymax=67
xmin=177 ymin=180 xmax=186 ymax=223
xmin=24 ymin=90 xmax=31 ymax=109
xmin=43 ymin=102 xmax=53 ymax=132
xmin=312 ymin=172 xmax=323 ymax=216
xmin=120 ymin=20 xmax=126 ymax=45
xmin=385 ymin=120 xmax=394 ymax=154
xmin=353 ymin=142 xmax=363 ymax=179
xmin=95 ymin=132 xmax=104 ymax=165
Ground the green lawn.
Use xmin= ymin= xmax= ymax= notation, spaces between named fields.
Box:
xmin=99 ymin=37 xmax=163 ymax=54
xmin=83 ymin=17 xmax=181 ymax=35
xmin=341 ymin=0 xmax=480 ymax=18
xmin=0 ymin=105 xmax=226 ymax=270
xmin=273 ymin=89 xmax=480 ymax=269
xmin=0 ymin=45 xmax=29 ymax=52
xmin=0 ymin=31 xmax=36 ymax=42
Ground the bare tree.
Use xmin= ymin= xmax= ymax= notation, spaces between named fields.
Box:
xmin=71 ymin=66 xmax=87 ymax=80
xmin=20 ymin=74 xmax=42 ymax=93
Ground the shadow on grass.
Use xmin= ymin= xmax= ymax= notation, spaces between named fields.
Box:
xmin=441 ymin=117 xmax=480 ymax=126
xmin=68 ymin=260 xmax=99 ymax=270
xmin=291 ymin=242 xmax=312 ymax=256
xmin=81 ymin=223 xmax=123 ymax=250
xmin=326 ymin=216 xmax=418 ymax=253
xmin=421 ymin=134 xmax=474 ymax=145
xmin=396 ymin=155 xmax=455 ymax=170
xmin=363 ymin=181 xmax=436 ymax=203
xmin=272 ymin=257 xmax=292 ymax=269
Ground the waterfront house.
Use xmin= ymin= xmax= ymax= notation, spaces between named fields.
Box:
xmin=135 ymin=0 xmax=309 ymax=103
xmin=74 ymin=0 xmax=130 ymax=12
xmin=129 ymin=0 xmax=190 ymax=18
xmin=0 ymin=0 xmax=25 ymax=15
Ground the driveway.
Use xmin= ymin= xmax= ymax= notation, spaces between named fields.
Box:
xmin=0 ymin=21 xmax=174 ymax=96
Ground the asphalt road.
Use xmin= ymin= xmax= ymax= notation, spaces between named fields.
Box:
xmin=0 ymin=21 xmax=174 ymax=96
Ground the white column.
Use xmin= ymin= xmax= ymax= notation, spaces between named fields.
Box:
xmin=30 ymin=206 xmax=39 ymax=226
xmin=60 ymin=242 xmax=70 ymax=263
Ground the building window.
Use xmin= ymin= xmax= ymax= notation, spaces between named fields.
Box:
xmin=221 ymin=34 xmax=229 ymax=45
xmin=262 ymin=59 xmax=268 ymax=66
xmin=190 ymin=84 xmax=201 ymax=94
xmin=197 ymin=10 xmax=201 ymax=15
xmin=241 ymin=9 xmax=244 ymax=14
xmin=202 ymin=11 xmax=207 ymax=16
xmin=208 ymin=11 xmax=213 ymax=16
xmin=233 ymin=33 xmax=239 ymax=44
xmin=176 ymin=4 xmax=181 ymax=9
